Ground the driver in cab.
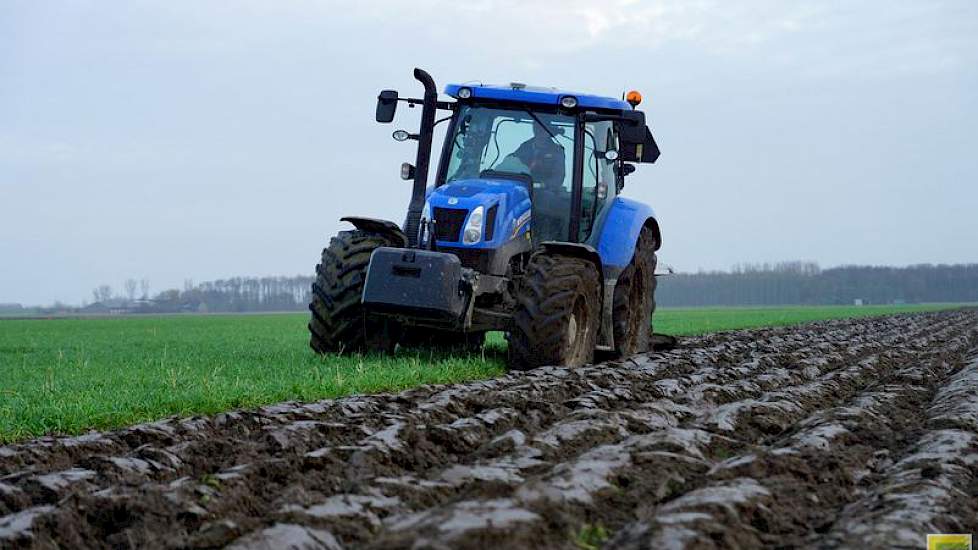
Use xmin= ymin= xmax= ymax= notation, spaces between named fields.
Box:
xmin=513 ymin=123 xmax=565 ymax=190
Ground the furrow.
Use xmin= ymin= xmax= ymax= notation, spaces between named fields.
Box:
xmin=605 ymin=319 xmax=977 ymax=549
xmin=818 ymin=355 xmax=978 ymax=548
xmin=0 ymin=311 xmax=974 ymax=549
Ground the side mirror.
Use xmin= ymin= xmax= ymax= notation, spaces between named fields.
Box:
xmin=618 ymin=110 xmax=661 ymax=164
xmin=619 ymin=110 xmax=646 ymax=145
xmin=376 ymin=90 xmax=398 ymax=123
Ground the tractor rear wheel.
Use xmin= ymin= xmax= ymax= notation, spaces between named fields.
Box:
xmin=612 ymin=227 xmax=658 ymax=357
xmin=308 ymin=230 xmax=397 ymax=354
xmin=509 ymin=254 xmax=601 ymax=370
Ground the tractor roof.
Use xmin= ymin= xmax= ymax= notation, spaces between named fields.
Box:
xmin=444 ymin=82 xmax=631 ymax=111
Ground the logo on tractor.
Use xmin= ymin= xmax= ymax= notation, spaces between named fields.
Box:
xmin=512 ymin=210 xmax=531 ymax=237
xmin=447 ymin=197 xmax=459 ymax=205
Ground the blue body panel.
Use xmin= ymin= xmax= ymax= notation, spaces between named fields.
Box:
xmin=445 ymin=83 xmax=630 ymax=111
xmin=594 ymin=197 xmax=656 ymax=270
xmin=426 ymin=179 xmax=531 ymax=249
xmin=427 ymin=180 xmax=655 ymax=274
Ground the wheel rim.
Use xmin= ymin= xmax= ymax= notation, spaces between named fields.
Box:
xmin=567 ymin=296 xmax=589 ymax=364
xmin=568 ymin=312 xmax=578 ymax=349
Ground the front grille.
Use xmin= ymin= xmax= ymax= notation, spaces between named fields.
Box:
xmin=433 ymin=207 xmax=467 ymax=242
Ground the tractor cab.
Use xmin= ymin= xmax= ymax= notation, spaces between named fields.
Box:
xmin=434 ymin=84 xmax=658 ymax=247
xmin=382 ymin=79 xmax=659 ymax=273
xmin=437 ymin=102 xmax=574 ymax=247
xmin=309 ymin=69 xmax=663 ymax=369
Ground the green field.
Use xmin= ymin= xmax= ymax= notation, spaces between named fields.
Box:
xmin=0 ymin=304 xmax=957 ymax=443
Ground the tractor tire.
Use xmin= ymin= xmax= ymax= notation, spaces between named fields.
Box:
xmin=509 ymin=253 xmax=601 ymax=370
xmin=308 ymin=230 xmax=397 ymax=355
xmin=612 ymin=227 xmax=658 ymax=357
xmin=401 ymin=328 xmax=486 ymax=353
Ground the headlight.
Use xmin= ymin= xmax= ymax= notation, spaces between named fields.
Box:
xmin=462 ymin=206 xmax=484 ymax=244
xmin=560 ymin=96 xmax=578 ymax=109
xmin=457 ymin=87 xmax=472 ymax=99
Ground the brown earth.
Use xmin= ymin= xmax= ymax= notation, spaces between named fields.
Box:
xmin=1 ymin=310 xmax=976 ymax=549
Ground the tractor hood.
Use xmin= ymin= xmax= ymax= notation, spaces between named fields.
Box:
xmin=425 ymin=179 xmax=531 ymax=249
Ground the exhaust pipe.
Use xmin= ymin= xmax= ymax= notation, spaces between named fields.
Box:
xmin=404 ymin=68 xmax=437 ymax=247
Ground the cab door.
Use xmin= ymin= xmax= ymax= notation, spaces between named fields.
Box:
xmin=579 ymin=119 xmax=619 ymax=242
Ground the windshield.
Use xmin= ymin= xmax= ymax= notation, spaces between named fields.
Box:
xmin=443 ymin=105 xmax=576 ymax=242
xmin=444 ymin=105 xmax=574 ymax=191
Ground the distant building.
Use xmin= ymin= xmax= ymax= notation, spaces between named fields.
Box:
xmin=853 ymin=298 xmax=864 ymax=306
xmin=79 ymin=299 xmax=158 ymax=315
xmin=0 ymin=303 xmax=24 ymax=314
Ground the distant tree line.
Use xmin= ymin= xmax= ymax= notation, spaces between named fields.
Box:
xmin=149 ymin=276 xmax=313 ymax=313
xmin=140 ymin=262 xmax=978 ymax=312
xmin=5 ymin=262 xmax=973 ymax=318
xmin=657 ymin=262 xmax=978 ymax=307
xmin=71 ymin=276 xmax=313 ymax=314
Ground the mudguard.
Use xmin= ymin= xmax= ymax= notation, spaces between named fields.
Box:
xmin=537 ymin=242 xmax=604 ymax=280
xmin=591 ymin=197 xmax=660 ymax=271
xmin=587 ymin=197 xmax=661 ymax=350
xmin=341 ymin=217 xmax=409 ymax=248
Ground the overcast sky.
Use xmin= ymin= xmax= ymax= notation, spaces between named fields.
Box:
xmin=2 ymin=1 xmax=977 ymax=305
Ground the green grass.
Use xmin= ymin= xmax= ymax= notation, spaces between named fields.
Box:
xmin=574 ymin=523 xmax=611 ymax=549
xmin=0 ymin=304 xmax=959 ymax=443
xmin=652 ymin=304 xmax=956 ymax=336
xmin=0 ymin=315 xmax=506 ymax=443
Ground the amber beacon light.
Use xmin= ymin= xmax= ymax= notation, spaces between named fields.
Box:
xmin=626 ymin=90 xmax=643 ymax=108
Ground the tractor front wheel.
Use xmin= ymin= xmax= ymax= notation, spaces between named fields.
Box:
xmin=308 ymin=230 xmax=397 ymax=355
xmin=509 ymin=254 xmax=601 ymax=370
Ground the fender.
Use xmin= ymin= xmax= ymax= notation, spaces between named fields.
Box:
xmin=587 ymin=197 xmax=662 ymax=350
xmin=537 ymin=241 xmax=604 ymax=280
xmin=341 ymin=217 xmax=409 ymax=248
xmin=591 ymin=197 xmax=661 ymax=272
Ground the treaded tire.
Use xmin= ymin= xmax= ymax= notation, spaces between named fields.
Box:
xmin=612 ymin=227 xmax=658 ymax=357
xmin=308 ymin=230 xmax=396 ymax=354
xmin=508 ymin=254 xmax=601 ymax=370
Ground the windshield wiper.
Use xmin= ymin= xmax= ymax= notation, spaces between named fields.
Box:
xmin=524 ymin=109 xmax=558 ymax=141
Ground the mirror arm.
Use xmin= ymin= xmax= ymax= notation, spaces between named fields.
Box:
xmin=399 ymin=97 xmax=456 ymax=111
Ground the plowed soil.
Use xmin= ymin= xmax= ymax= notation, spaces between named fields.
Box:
xmin=2 ymin=311 xmax=976 ymax=549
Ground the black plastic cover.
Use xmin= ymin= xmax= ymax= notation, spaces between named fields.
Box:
xmin=619 ymin=110 xmax=660 ymax=164
xmin=362 ymin=247 xmax=468 ymax=322
xmin=376 ymin=90 xmax=398 ymax=123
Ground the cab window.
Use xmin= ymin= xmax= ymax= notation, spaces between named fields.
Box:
xmin=580 ymin=120 xmax=618 ymax=241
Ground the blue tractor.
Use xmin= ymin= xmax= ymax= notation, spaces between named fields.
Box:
xmin=309 ymin=68 xmax=662 ymax=369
